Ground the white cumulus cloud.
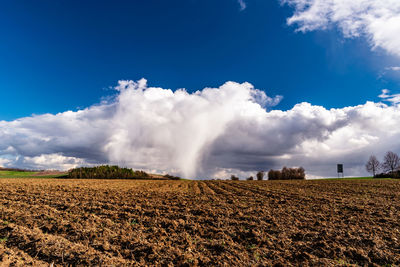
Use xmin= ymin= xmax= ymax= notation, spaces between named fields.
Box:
xmin=0 ymin=79 xmax=400 ymax=179
xmin=282 ymin=0 xmax=400 ymax=57
xmin=21 ymin=154 xmax=88 ymax=171
xmin=0 ymin=158 xmax=11 ymax=168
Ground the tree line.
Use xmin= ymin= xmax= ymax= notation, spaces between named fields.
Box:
xmin=67 ymin=165 xmax=182 ymax=180
xmin=231 ymin=167 xmax=306 ymax=181
xmin=268 ymin=167 xmax=305 ymax=180
xmin=366 ymin=151 xmax=400 ymax=178
xmin=68 ymin=165 xmax=150 ymax=179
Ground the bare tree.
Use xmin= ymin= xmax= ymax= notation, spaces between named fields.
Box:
xmin=365 ymin=155 xmax=380 ymax=177
xmin=382 ymin=151 xmax=400 ymax=174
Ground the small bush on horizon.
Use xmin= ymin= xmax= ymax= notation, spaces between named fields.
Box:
xmin=231 ymin=175 xmax=239 ymax=181
xmin=163 ymin=174 xmax=181 ymax=180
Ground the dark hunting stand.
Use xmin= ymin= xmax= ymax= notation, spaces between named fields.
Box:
xmin=337 ymin=164 xmax=344 ymax=178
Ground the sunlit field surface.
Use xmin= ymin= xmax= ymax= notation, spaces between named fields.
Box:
xmin=0 ymin=171 xmax=38 ymax=178
xmin=0 ymin=178 xmax=399 ymax=266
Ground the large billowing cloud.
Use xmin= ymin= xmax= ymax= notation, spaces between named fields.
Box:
xmin=282 ymin=0 xmax=400 ymax=57
xmin=0 ymin=79 xmax=399 ymax=179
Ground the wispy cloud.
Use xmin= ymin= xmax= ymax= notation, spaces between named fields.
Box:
xmin=379 ymin=89 xmax=400 ymax=104
xmin=386 ymin=66 xmax=400 ymax=71
xmin=1 ymin=80 xmax=400 ymax=179
xmin=238 ymin=0 xmax=247 ymax=11
xmin=282 ymin=0 xmax=400 ymax=57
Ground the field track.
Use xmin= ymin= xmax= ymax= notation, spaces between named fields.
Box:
xmin=0 ymin=179 xmax=399 ymax=266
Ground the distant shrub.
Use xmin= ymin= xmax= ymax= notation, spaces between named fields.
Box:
xmin=374 ymin=171 xmax=400 ymax=179
xmin=268 ymin=167 xmax=305 ymax=180
xmin=246 ymin=176 xmax=254 ymax=181
xmin=68 ymin=165 xmax=149 ymax=179
xmin=163 ymin=174 xmax=181 ymax=180
xmin=374 ymin=173 xmax=391 ymax=178
xmin=231 ymin=175 xmax=239 ymax=181
xmin=256 ymin=171 xmax=265 ymax=181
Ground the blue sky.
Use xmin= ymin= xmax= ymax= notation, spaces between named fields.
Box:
xmin=1 ymin=0 xmax=400 ymax=178
xmin=1 ymin=0 xmax=399 ymax=120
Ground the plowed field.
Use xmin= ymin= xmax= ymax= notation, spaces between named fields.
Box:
xmin=0 ymin=179 xmax=399 ymax=266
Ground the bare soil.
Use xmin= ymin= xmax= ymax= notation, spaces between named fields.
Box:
xmin=0 ymin=179 xmax=399 ymax=266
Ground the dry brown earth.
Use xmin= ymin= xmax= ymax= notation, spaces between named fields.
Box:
xmin=0 ymin=179 xmax=399 ymax=266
